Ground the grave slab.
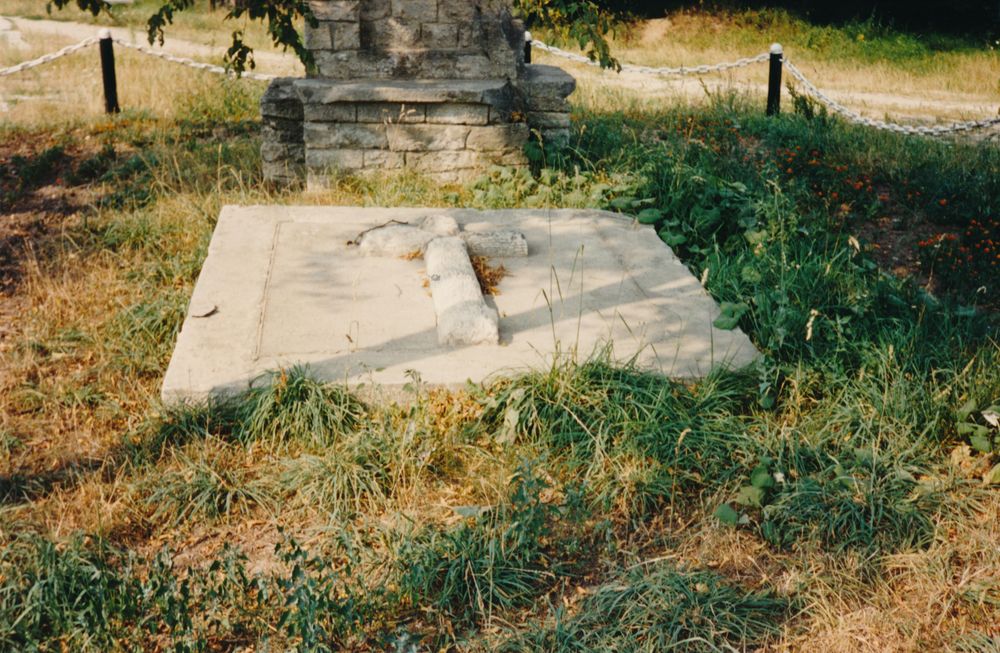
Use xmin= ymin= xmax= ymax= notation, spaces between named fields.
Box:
xmin=161 ymin=207 xmax=760 ymax=403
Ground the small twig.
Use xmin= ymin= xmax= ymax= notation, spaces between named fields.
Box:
xmin=346 ymin=220 xmax=410 ymax=246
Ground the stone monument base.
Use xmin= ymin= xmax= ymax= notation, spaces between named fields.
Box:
xmin=261 ymin=65 xmax=577 ymax=187
xmin=161 ymin=206 xmax=760 ymax=404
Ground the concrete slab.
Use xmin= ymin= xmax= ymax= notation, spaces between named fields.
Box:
xmin=162 ymin=207 xmax=760 ymax=403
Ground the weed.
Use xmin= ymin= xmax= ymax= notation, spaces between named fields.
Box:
xmin=239 ymin=366 xmax=367 ymax=450
xmin=502 ymin=562 xmax=788 ymax=652
xmin=143 ymin=439 xmax=276 ymax=525
xmin=394 ymin=462 xmax=559 ymax=629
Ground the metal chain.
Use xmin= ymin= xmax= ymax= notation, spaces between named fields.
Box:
xmin=112 ymin=38 xmax=278 ymax=82
xmin=532 ymin=39 xmax=770 ymax=76
xmin=0 ymin=37 xmax=99 ymax=78
xmin=784 ymin=59 xmax=1000 ymax=136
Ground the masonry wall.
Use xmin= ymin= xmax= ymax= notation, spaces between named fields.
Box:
xmin=305 ymin=0 xmax=524 ymax=80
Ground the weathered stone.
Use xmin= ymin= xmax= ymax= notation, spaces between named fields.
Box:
xmin=425 ymin=103 xmax=490 ymax=125
xmin=305 ymin=148 xmax=364 ymax=170
xmin=521 ymin=64 xmax=577 ymax=112
xmin=387 ymin=124 xmax=471 ymax=152
xmin=358 ymin=224 xmax=433 ymax=256
xmin=420 ymin=215 xmax=461 ymax=236
xmin=363 ymin=150 xmax=406 ymax=169
xmin=304 ymin=22 xmax=333 ymax=50
xmin=261 ymin=141 xmax=305 ymax=163
xmin=265 ymin=1 xmax=574 ymax=185
xmin=527 ymin=111 xmax=572 ymax=130
xmin=305 ymin=123 xmax=389 ymax=149
xmin=367 ymin=18 xmax=421 ymax=48
xmin=357 ymin=102 xmax=426 ymax=124
xmin=262 ymin=123 xmax=304 ymax=144
xmin=463 ymin=230 xmax=529 ymax=258
xmin=421 ymin=22 xmax=459 ymax=49
xmin=390 ymin=0 xmax=437 ymax=21
xmin=303 ymin=103 xmax=357 ymax=122
xmin=308 ymin=0 xmax=360 ymax=21
xmin=466 ymin=124 xmax=529 ymax=151
xmin=425 ymin=236 xmax=500 ymax=347
xmin=360 ymin=0 xmax=390 ymax=21
xmin=295 ymin=78 xmax=515 ymax=106
xmin=405 ymin=150 xmax=483 ymax=173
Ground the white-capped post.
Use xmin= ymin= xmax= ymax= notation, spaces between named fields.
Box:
xmin=766 ymin=42 xmax=783 ymax=116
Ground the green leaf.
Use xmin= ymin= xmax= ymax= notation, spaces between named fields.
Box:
xmin=714 ymin=503 xmax=741 ymax=526
xmin=659 ymin=231 xmax=688 ymax=247
xmin=741 ymin=266 xmax=763 ymax=284
xmin=636 ymin=208 xmax=663 ymax=224
xmin=735 ymin=485 xmax=766 ymax=507
xmin=713 ymin=302 xmax=750 ymax=331
xmin=958 ymin=422 xmax=991 ymax=438
xmin=750 ymin=465 xmax=775 ymax=489
xmin=956 ymin=398 xmax=978 ymax=422
xmin=985 ymin=464 xmax=1000 ymax=485
xmin=969 ymin=433 xmax=993 ymax=454
xmin=609 ymin=197 xmax=635 ymax=210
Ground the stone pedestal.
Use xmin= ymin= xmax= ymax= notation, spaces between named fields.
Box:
xmin=261 ymin=0 xmax=575 ymax=186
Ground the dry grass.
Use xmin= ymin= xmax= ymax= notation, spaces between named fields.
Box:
xmin=547 ymin=13 xmax=1000 ymax=124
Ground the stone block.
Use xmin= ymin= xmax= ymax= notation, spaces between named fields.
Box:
xmin=261 ymin=141 xmax=305 ymax=163
xmin=360 ymin=0 xmax=390 ymax=20
xmin=262 ymin=122 xmax=304 ymax=144
xmin=303 ymin=103 xmax=357 ymax=122
xmin=363 ymin=150 xmax=406 ymax=169
xmin=295 ymin=78 xmax=514 ymax=107
xmin=261 ymin=78 xmax=303 ymax=120
xmin=439 ymin=2 xmax=478 ymax=21
xmin=421 ymin=22 xmax=459 ymax=49
xmin=425 ymin=103 xmax=490 ymax=125
xmin=304 ymin=22 xmax=333 ymax=50
xmin=405 ymin=150 xmax=482 ymax=173
xmin=357 ymin=102 xmax=426 ymax=124
xmin=305 ymin=148 xmax=364 ymax=170
xmin=306 ymin=123 xmax=389 ymax=149
xmin=387 ymin=124 xmax=471 ymax=152
xmin=307 ymin=0 xmax=359 ymax=21
xmin=522 ymin=64 xmax=577 ymax=112
xmin=263 ymin=160 xmax=305 ymax=184
xmin=527 ymin=111 xmax=571 ymax=130
xmin=368 ymin=18 xmax=421 ymax=49
xmin=333 ymin=21 xmax=362 ymax=50
xmin=466 ymin=123 xmax=529 ymax=151
xmin=391 ymin=0 xmax=437 ymax=21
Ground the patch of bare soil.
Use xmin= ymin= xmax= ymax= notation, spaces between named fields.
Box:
xmin=0 ymin=132 xmax=96 ymax=293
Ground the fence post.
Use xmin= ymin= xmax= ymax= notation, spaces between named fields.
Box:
xmin=766 ymin=43 xmax=783 ymax=117
xmin=98 ymin=29 xmax=120 ymax=114
xmin=524 ymin=31 xmax=532 ymax=64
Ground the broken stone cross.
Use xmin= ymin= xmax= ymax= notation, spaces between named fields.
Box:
xmin=355 ymin=216 xmax=528 ymax=346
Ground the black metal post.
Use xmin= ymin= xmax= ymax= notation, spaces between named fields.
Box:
xmin=524 ymin=31 xmax=532 ymax=64
xmin=99 ymin=29 xmax=120 ymax=114
xmin=766 ymin=43 xmax=783 ymax=117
